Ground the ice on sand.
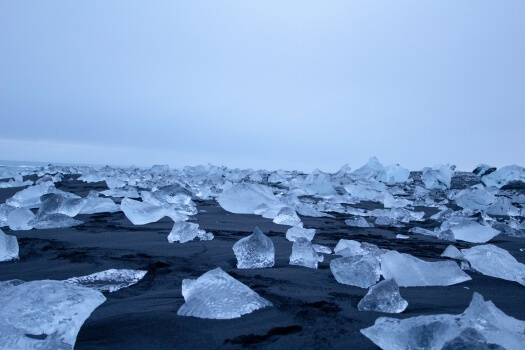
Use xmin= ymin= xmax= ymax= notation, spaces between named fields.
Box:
xmin=481 ymin=165 xmax=525 ymax=188
xmin=330 ymin=255 xmax=381 ymax=288
xmin=381 ymin=250 xmax=471 ymax=287
xmin=361 ymin=292 xmax=525 ymax=350
xmin=29 ymin=213 xmax=83 ymax=230
xmin=36 ymin=193 xmax=85 ymax=218
xmin=421 ymin=164 xmax=454 ymax=190
xmin=289 ymin=237 xmax=324 ymax=269
xmin=440 ymin=216 xmax=499 ymax=243
xmin=0 ymin=280 xmax=105 ymax=349
xmin=461 ymin=244 xmax=525 ymax=286
xmin=272 ymin=206 xmax=301 ymax=226
xmin=357 ymin=278 xmax=408 ymax=313
xmin=65 ymin=269 xmax=148 ymax=292
xmin=80 ymin=191 xmax=120 ymax=214
xmin=345 ymin=217 xmax=370 ymax=228
xmin=0 ymin=204 xmax=16 ymax=227
xmin=0 ymin=228 xmax=19 ymax=261
xmin=233 ymin=227 xmax=274 ymax=269
xmin=121 ymin=197 xmax=188 ymax=225
xmin=441 ymin=245 xmax=465 ymax=260
xmin=177 ymin=267 xmax=272 ymax=319
xmin=167 ymin=221 xmax=213 ymax=243
xmin=217 ymin=183 xmax=281 ymax=214
xmin=454 ymin=184 xmax=497 ymax=212
xmin=286 ymin=225 xmax=316 ymax=242
xmin=7 ymin=208 xmax=35 ymax=231
xmin=6 ymin=182 xmax=56 ymax=208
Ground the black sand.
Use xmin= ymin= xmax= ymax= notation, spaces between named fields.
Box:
xmin=1 ymin=176 xmax=525 ymax=349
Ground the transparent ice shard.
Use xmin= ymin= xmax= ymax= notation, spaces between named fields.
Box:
xmin=6 ymin=182 xmax=56 ymax=208
xmin=0 ymin=204 xmax=16 ymax=227
xmin=217 ymin=183 xmax=281 ymax=214
xmin=29 ymin=213 xmax=83 ymax=230
xmin=36 ymin=193 xmax=86 ymax=218
xmin=440 ymin=216 xmax=499 ymax=243
xmin=0 ymin=280 xmax=106 ymax=349
xmin=272 ymin=207 xmax=301 ymax=226
xmin=312 ymin=244 xmax=332 ymax=254
xmin=357 ymin=278 xmax=408 ymax=313
xmin=441 ymin=245 xmax=465 ymax=260
xmin=289 ymin=237 xmax=323 ymax=269
xmin=330 ymin=255 xmax=381 ymax=288
xmin=167 ymin=221 xmax=211 ymax=243
xmin=0 ymin=228 xmax=18 ymax=261
xmin=233 ymin=227 xmax=274 ymax=269
xmin=7 ymin=208 xmax=35 ymax=231
xmin=345 ymin=217 xmax=370 ymax=228
xmin=361 ymin=292 xmax=525 ymax=350
xmin=285 ymin=225 xmax=315 ymax=242
xmin=461 ymin=244 xmax=525 ymax=286
xmin=177 ymin=267 xmax=272 ymax=319
xmin=421 ymin=164 xmax=454 ymax=190
xmin=79 ymin=191 xmax=119 ymax=214
xmin=65 ymin=269 xmax=148 ymax=292
xmin=121 ymin=197 xmax=188 ymax=225
xmin=381 ymin=250 xmax=471 ymax=287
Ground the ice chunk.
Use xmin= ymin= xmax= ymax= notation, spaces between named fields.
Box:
xmin=334 ymin=239 xmax=386 ymax=258
xmin=441 ymin=245 xmax=465 ymax=260
xmin=167 ymin=221 xmax=211 ymax=243
xmin=482 ymin=165 xmax=525 ymax=188
xmin=121 ymin=197 xmax=188 ymax=225
xmin=381 ymin=250 xmax=471 ymax=287
xmin=0 ymin=280 xmax=105 ymax=349
xmin=369 ymin=208 xmax=425 ymax=223
xmin=29 ymin=213 xmax=83 ymax=229
xmin=312 ymin=244 xmax=332 ymax=254
xmin=177 ymin=267 xmax=272 ymax=319
xmin=153 ymin=184 xmax=192 ymax=205
xmin=5 ymin=182 xmax=56 ymax=208
xmin=217 ymin=183 xmax=282 ymax=214
xmin=330 ymin=255 xmax=381 ymax=288
xmin=80 ymin=191 xmax=120 ymax=214
xmin=233 ymin=227 xmax=275 ymax=269
xmin=345 ymin=217 xmax=370 ymax=228
xmin=421 ymin=164 xmax=454 ymax=190
xmin=454 ymin=184 xmax=497 ymax=212
xmin=487 ymin=196 xmax=520 ymax=216
xmin=348 ymin=157 xmax=385 ymax=181
xmin=289 ymin=237 xmax=323 ymax=269
xmin=361 ymin=292 xmax=525 ymax=350
xmin=440 ymin=216 xmax=499 ymax=243
xmin=0 ymin=203 xmax=16 ymax=227
xmin=294 ymin=169 xmax=337 ymax=196
xmin=272 ymin=206 xmax=301 ymax=226
xmin=357 ymin=278 xmax=408 ymax=313
xmin=344 ymin=179 xmax=386 ymax=201
xmin=65 ymin=269 xmax=148 ymax=292
xmin=285 ymin=225 xmax=315 ymax=242
xmin=461 ymin=244 xmax=525 ymax=286
xmin=101 ymin=187 xmax=140 ymax=199
xmin=408 ymin=227 xmax=456 ymax=241
xmin=379 ymin=164 xmax=410 ymax=184
xmin=473 ymin=164 xmax=497 ymax=177
xmin=0 ymin=228 xmax=19 ymax=261
xmin=441 ymin=328 xmax=505 ymax=350
xmin=382 ymin=192 xmax=412 ymax=209
xmin=7 ymin=207 xmax=35 ymax=231
xmin=36 ymin=193 xmax=86 ymax=218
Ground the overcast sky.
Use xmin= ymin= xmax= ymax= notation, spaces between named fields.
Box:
xmin=1 ymin=1 xmax=524 ymax=172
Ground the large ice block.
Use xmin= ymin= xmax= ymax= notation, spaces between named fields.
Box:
xmin=330 ymin=255 xmax=381 ymax=288
xmin=177 ymin=267 xmax=272 ymax=319
xmin=217 ymin=183 xmax=282 ymax=214
xmin=65 ymin=269 xmax=148 ymax=292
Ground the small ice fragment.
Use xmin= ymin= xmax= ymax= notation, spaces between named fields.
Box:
xmin=7 ymin=207 xmax=35 ymax=231
xmin=357 ymin=278 xmax=408 ymax=313
xmin=381 ymin=250 xmax=471 ymax=287
xmin=312 ymin=244 xmax=332 ymax=254
xmin=168 ymin=222 xmax=209 ymax=243
xmin=290 ymin=237 xmax=323 ymax=269
xmin=0 ymin=228 xmax=19 ymax=261
xmin=345 ymin=217 xmax=370 ymax=228
xmin=65 ymin=269 xmax=148 ymax=292
xmin=29 ymin=213 xmax=83 ymax=229
xmin=396 ymin=234 xmax=409 ymax=239
xmin=330 ymin=255 xmax=381 ymax=288
xmin=272 ymin=207 xmax=301 ymax=226
xmin=177 ymin=267 xmax=272 ymax=319
xmin=232 ymin=227 xmax=275 ymax=269
xmin=285 ymin=226 xmax=315 ymax=242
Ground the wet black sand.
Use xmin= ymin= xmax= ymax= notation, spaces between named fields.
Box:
xmin=1 ymin=176 xmax=525 ymax=349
